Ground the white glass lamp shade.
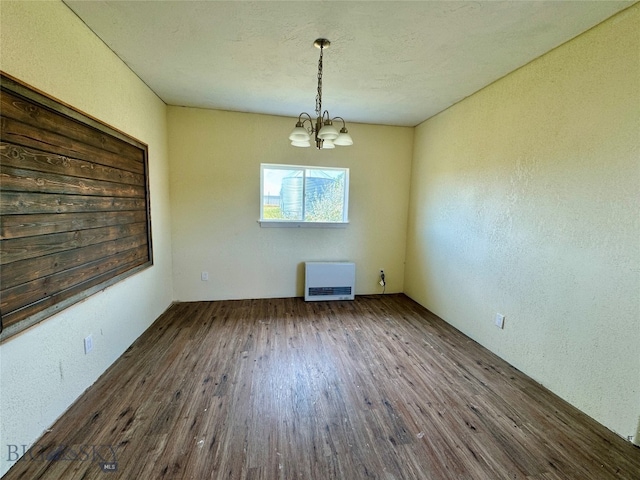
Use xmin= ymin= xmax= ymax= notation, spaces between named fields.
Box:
xmin=321 ymin=139 xmax=335 ymax=149
xmin=289 ymin=124 xmax=310 ymax=142
xmin=291 ymin=139 xmax=311 ymax=147
xmin=333 ymin=129 xmax=353 ymax=146
xmin=317 ymin=123 xmax=339 ymax=140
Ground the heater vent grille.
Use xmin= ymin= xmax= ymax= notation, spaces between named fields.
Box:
xmin=308 ymin=286 xmax=352 ymax=297
xmin=305 ymin=262 xmax=355 ymax=301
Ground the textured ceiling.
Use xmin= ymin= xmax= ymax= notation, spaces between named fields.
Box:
xmin=63 ymin=1 xmax=633 ymax=127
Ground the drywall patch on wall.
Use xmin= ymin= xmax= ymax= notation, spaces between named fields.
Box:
xmin=405 ymin=4 xmax=640 ymax=441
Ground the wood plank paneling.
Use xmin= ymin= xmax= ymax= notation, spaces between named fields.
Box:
xmin=0 ymin=73 xmax=152 ymax=339
xmin=0 ymin=222 xmax=147 ymax=264
xmin=0 ymin=90 xmax=143 ymax=163
xmin=1 ymin=245 xmax=148 ymax=314
xmin=0 ymin=164 xmax=146 ymax=198
xmin=0 ymin=210 xmax=147 ymax=239
xmin=1 ymin=254 xmax=148 ymax=329
xmin=1 ymin=116 xmax=144 ymax=173
xmin=0 ymin=191 xmax=147 ymax=215
xmin=1 ymin=143 xmax=145 ymax=185
xmin=3 ymin=295 xmax=639 ymax=479
xmin=1 ymin=233 xmax=147 ymax=290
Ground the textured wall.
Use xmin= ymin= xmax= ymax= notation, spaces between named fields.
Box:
xmin=0 ymin=2 xmax=173 ymax=475
xmin=405 ymin=5 xmax=639 ymax=442
xmin=168 ymin=107 xmax=413 ymax=301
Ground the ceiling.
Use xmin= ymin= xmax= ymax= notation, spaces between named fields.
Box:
xmin=63 ymin=1 xmax=633 ymax=127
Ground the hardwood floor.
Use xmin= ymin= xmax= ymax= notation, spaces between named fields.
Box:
xmin=4 ymin=295 xmax=639 ymax=479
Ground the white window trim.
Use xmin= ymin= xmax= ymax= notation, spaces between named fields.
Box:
xmin=258 ymin=220 xmax=349 ymax=228
xmin=259 ymin=163 xmax=350 ymax=227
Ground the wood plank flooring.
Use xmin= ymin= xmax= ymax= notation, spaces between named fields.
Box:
xmin=4 ymin=294 xmax=639 ymax=479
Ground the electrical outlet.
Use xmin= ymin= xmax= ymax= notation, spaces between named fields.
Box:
xmin=379 ymin=269 xmax=386 ymax=287
xmin=201 ymin=271 xmax=209 ymax=281
xmin=84 ymin=334 xmax=93 ymax=354
xmin=495 ymin=313 xmax=505 ymax=329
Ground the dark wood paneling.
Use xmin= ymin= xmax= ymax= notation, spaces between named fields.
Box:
xmin=1 ymin=143 xmax=145 ymax=185
xmin=1 ymin=116 xmax=144 ymax=174
xmin=0 ymin=164 xmax=146 ymax=197
xmin=0 ymin=191 xmax=146 ymax=215
xmin=1 ymin=222 xmax=147 ymax=264
xmin=0 ymin=90 xmax=143 ymax=163
xmin=0 ymin=72 xmax=152 ymax=339
xmin=3 ymin=295 xmax=639 ymax=479
xmin=0 ymin=117 xmax=144 ymax=173
xmin=1 ymin=245 xmax=148 ymax=314
xmin=1 ymin=234 xmax=147 ymax=290
xmin=1 ymin=210 xmax=146 ymax=239
xmin=1 ymin=254 xmax=148 ymax=329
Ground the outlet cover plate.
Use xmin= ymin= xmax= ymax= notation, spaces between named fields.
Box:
xmin=495 ymin=313 xmax=505 ymax=329
xmin=84 ymin=334 xmax=93 ymax=354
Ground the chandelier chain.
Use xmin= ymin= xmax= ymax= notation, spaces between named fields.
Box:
xmin=315 ymin=44 xmax=323 ymax=117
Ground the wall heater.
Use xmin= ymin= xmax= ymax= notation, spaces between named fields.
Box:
xmin=305 ymin=262 xmax=356 ymax=301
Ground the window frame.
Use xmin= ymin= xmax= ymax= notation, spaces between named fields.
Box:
xmin=259 ymin=163 xmax=350 ymax=228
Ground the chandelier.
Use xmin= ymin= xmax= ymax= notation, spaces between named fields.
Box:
xmin=288 ymin=39 xmax=353 ymax=149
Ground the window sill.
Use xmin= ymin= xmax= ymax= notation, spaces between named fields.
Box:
xmin=258 ymin=221 xmax=349 ymax=228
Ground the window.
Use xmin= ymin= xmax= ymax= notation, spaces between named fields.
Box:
xmin=260 ymin=164 xmax=349 ymax=226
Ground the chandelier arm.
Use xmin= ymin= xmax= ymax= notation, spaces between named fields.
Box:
xmin=298 ymin=112 xmax=314 ymax=129
xmin=331 ymin=116 xmax=347 ymax=128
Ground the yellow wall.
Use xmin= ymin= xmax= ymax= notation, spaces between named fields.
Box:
xmin=168 ymin=107 xmax=413 ymax=301
xmin=405 ymin=5 xmax=640 ymax=442
xmin=0 ymin=1 xmax=173 ymax=475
